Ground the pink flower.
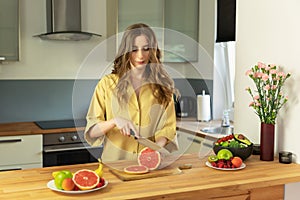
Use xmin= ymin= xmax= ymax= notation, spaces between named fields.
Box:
xmin=277 ymin=71 xmax=285 ymax=77
xmin=258 ymin=62 xmax=266 ymax=69
xmin=245 ymin=70 xmax=253 ymax=76
xmin=270 ymin=69 xmax=277 ymax=74
xmin=254 ymin=95 xmax=260 ymax=100
xmin=262 ymin=74 xmax=269 ymax=81
xmin=249 ymin=102 xmax=255 ymax=107
xmin=264 ymin=85 xmax=270 ymax=90
xmin=272 ymin=85 xmax=277 ymax=90
xmin=254 ymin=72 xmax=263 ymax=78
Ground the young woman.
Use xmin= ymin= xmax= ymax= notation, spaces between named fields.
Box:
xmin=84 ymin=23 xmax=179 ymax=162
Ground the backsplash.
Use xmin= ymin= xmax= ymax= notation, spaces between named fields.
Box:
xmin=0 ymin=79 xmax=212 ymax=123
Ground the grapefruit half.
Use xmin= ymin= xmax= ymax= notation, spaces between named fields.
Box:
xmin=72 ymin=169 xmax=100 ymax=190
xmin=138 ymin=147 xmax=161 ymax=170
xmin=124 ymin=165 xmax=149 ymax=174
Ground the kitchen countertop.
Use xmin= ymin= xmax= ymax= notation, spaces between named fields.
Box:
xmin=0 ymin=121 xmax=85 ymax=136
xmin=0 ymin=154 xmax=299 ymax=199
xmin=176 ymin=118 xmax=228 ymax=140
xmin=0 ymin=119 xmax=226 ymax=141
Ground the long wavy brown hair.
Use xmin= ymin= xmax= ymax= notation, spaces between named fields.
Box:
xmin=112 ymin=23 xmax=179 ymax=107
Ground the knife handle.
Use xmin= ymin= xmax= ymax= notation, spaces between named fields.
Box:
xmin=130 ymin=129 xmax=138 ymax=139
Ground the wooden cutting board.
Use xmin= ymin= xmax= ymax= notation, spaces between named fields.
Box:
xmin=109 ymin=167 xmax=182 ymax=181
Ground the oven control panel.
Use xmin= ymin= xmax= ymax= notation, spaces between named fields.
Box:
xmin=43 ymin=132 xmax=83 ymax=145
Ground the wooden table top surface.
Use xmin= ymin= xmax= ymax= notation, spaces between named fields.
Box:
xmin=0 ymin=153 xmax=300 ymax=200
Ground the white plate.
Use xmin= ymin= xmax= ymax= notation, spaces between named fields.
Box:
xmin=47 ymin=179 xmax=108 ymax=194
xmin=205 ymin=161 xmax=246 ymax=171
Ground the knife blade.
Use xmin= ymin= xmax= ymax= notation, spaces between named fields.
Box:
xmin=130 ymin=130 xmax=162 ymax=151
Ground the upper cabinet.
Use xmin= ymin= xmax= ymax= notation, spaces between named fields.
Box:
xmin=118 ymin=0 xmax=163 ymax=31
xmin=107 ymin=0 xmax=199 ymax=62
xmin=163 ymin=0 xmax=199 ymax=62
xmin=0 ymin=0 xmax=19 ymax=61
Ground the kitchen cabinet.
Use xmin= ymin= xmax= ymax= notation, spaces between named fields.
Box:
xmin=107 ymin=0 xmax=199 ymax=62
xmin=0 ymin=134 xmax=42 ymax=171
xmin=0 ymin=0 xmax=19 ymax=61
xmin=163 ymin=0 xmax=199 ymax=62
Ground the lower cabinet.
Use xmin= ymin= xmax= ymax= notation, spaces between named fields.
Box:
xmin=0 ymin=134 xmax=42 ymax=171
xmin=176 ymin=131 xmax=214 ymax=156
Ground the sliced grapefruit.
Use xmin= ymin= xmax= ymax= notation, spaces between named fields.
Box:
xmin=138 ymin=147 xmax=161 ymax=170
xmin=72 ymin=169 xmax=100 ymax=190
xmin=124 ymin=165 xmax=149 ymax=174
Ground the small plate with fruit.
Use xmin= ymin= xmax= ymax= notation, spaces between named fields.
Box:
xmin=47 ymin=159 xmax=107 ymax=194
xmin=47 ymin=177 xmax=107 ymax=194
xmin=206 ymin=149 xmax=246 ymax=171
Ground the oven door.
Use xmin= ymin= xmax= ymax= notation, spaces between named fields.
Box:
xmin=43 ymin=143 xmax=102 ymax=167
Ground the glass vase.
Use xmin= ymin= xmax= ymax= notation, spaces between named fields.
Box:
xmin=260 ymin=123 xmax=275 ymax=161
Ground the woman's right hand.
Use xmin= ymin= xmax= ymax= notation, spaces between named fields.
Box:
xmin=114 ymin=117 xmax=139 ymax=137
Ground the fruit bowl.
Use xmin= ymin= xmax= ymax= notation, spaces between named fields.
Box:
xmin=213 ymin=143 xmax=253 ymax=161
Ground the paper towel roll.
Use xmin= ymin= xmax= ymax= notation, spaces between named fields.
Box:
xmin=197 ymin=94 xmax=211 ymax=121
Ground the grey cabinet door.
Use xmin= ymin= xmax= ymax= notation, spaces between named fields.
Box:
xmin=0 ymin=0 xmax=19 ymax=61
xmin=116 ymin=0 xmax=199 ymax=62
xmin=164 ymin=0 xmax=199 ymax=62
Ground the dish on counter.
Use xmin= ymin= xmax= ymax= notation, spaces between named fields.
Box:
xmin=47 ymin=179 xmax=108 ymax=194
xmin=205 ymin=161 xmax=246 ymax=171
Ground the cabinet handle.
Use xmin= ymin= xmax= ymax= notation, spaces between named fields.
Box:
xmin=202 ymin=142 xmax=213 ymax=148
xmin=0 ymin=139 xmax=22 ymax=143
xmin=43 ymin=145 xmax=100 ymax=153
xmin=187 ymin=137 xmax=202 ymax=144
xmin=0 ymin=167 xmax=22 ymax=171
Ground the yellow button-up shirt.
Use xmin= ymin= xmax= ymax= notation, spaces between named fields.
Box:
xmin=84 ymin=74 xmax=178 ymax=162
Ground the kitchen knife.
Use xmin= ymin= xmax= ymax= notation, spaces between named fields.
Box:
xmin=130 ymin=130 xmax=162 ymax=151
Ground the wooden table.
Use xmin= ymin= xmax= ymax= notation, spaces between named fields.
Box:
xmin=0 ymin=154 xmax=300 ymax=200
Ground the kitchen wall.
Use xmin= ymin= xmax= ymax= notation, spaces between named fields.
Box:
xmin=0 ymin=79 xmax=98 ymax=123
xmin=0 ymin=78 xmax=213 ymax=123
xmin=235 ymin=0 xmax=300 ymax=199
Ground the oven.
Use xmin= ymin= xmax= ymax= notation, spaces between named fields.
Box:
xmin=35 ymin=119 xmax=103 ymax=167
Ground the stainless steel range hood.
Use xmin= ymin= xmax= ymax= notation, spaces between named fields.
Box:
xmin=35 ymin=0 xmax=101 ymax=41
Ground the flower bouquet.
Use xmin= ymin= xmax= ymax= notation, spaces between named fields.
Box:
xmin=245 ymin=62 xmax=291 ymax=161
xmin=245 ymin=62 xmax=291 ymax=124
